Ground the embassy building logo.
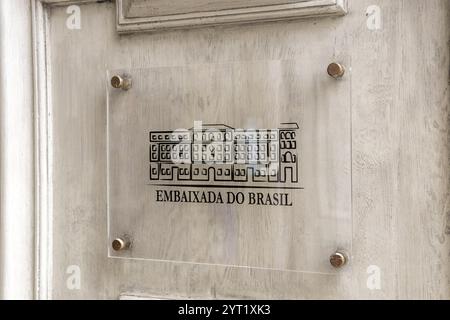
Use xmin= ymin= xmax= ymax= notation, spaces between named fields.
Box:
xmin=149 ymin=121 xmax=300 ymax=188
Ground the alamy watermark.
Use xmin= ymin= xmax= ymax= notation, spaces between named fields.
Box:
xmin=66 ymin=5 xmax=81 ymax=30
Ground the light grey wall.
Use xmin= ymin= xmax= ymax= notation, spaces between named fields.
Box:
xmin=1 ymin=0 xmax=449 ymax=300
xmin=43 ymin=0 xmax=450 ymax=299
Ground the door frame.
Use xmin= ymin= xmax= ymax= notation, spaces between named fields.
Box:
xmin=0 ymin=0 xmax=99 ymax=301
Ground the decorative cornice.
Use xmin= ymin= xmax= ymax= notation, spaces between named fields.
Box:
xmin=117 ymin=0 xmax=347 ymax=34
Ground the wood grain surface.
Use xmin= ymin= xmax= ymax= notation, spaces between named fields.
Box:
xmin=40 ymin=0 xmax=450 ymax=299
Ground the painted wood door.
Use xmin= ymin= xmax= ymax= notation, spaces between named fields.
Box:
xmin=28 ymin=0 xmax=450 ymax=299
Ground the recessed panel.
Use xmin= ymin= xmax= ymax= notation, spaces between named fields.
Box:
xmin=124 ymin=0 xmax=311 ymax=18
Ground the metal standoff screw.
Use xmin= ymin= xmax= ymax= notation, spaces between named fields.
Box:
xmin=327 ymin=62 xmax=346 ymax=79
xmin=330 ymin=251 xmax=348 ymax=268
xmin=111 ymin=74 xmax=132 ymax=90
xmin=112 ymin=237 xmax=130 ymax=251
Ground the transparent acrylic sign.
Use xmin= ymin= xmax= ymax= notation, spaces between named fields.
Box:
xmin=107 ymin=58 xmax=351 ymax=273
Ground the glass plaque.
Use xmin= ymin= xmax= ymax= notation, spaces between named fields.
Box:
xmin=107 ymin=58 xmax=351 ymax=273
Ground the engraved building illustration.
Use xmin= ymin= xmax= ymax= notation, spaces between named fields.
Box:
xmin=149 ymin=123 xmax=299 ymax=184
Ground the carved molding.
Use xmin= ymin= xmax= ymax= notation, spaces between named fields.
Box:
xmin=117 ymin=0 xmax=347 ymax=33
xmin=39 ymin=0 xmax=347 ymax=33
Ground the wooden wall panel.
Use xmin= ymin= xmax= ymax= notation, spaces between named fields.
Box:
xmin=42 ymin=0 xmax=450 ymax=299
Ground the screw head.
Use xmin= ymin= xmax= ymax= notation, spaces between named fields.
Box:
xmin=111 ymin=75 xmax=132 ymax=90
xmin=112 ymin=238 xmax=128 ymax=251
xmin=327 ymin=62 xmax=345 ymax=79
xmin=330 ymin=251 xmax=347 ymax=268
xmin=111 ymin=75 xmax=124 ymax=89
